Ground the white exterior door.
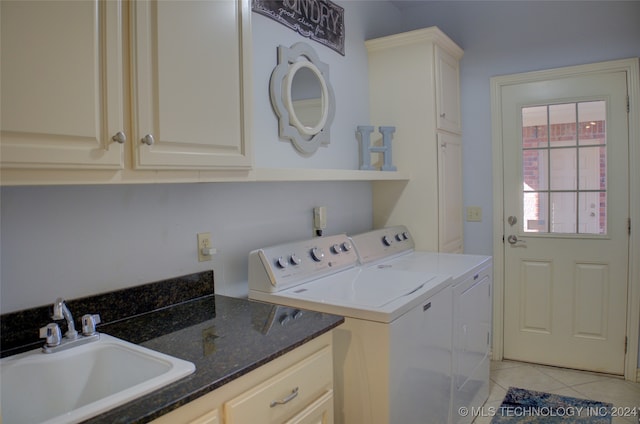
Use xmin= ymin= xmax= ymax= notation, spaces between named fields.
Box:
xmin=499 ymin=69 xmax=630 ymax=374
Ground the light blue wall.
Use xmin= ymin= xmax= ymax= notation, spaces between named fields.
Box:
xmin=0 ymin=1 xmax=405 ymax=313
xmin=252 ymin=1 xmax=404 ymax=168
xmin=0 ymin=182 xmax=372 ymax=312
xmin=394 ymin=0 xmax=640 ymax=255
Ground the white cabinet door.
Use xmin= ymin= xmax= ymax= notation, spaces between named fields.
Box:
xmin=1 ymin=0 xmax=125 ymax=169
xmin=438 ymin=132 xmax=463 ymax=253
xmin=131 ymin=0 xmax=252 ymax=170
xmin=435 ymin=45 xmax=462 ymax=134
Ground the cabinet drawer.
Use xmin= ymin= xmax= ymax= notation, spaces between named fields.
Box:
xmin=188 ymin=409 xmax=220 ymax=424
xmin=285 ymin=389 xmax=334 ymax=424
xmin=224 ymin=345 xmax=332 ymax=424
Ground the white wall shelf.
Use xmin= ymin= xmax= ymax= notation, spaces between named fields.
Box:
xmin=251 ymin=168 xmax=408 ymax=182
xmin=0 ymin=168 xmax=408 ymax=186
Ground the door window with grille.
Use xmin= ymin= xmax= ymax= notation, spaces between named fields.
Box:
xmin=521 ymin=101 xmax=607 ymax=234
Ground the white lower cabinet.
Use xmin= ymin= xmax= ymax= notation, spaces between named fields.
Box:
xmin=151 ymin=333 xmax=333 ymax=424
xmin=437 ymin=132 xmax=463 ymax=253
xmin=190 ymin=409 xmax=221 ymax=424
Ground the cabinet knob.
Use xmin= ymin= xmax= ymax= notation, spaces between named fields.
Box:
xmin=440 ymin=113 xmax=446 ymax=118
xmin=141 ymin=134 xmax=155 ymax=146
xmin=111 ymin=131 xmax=126 ymax=144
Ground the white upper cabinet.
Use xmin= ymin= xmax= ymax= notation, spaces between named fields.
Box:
xmin=1 ymin=0 xmax=253 ymax=184
xmin=0 ymin=0 xmax=125 ymax=169
xmin=131 ymin=0 xmax=252 ymax=170
xmin=435 ymin=45 xmax=462 ymax=134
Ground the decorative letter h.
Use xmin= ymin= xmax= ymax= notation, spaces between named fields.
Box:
xmin=357 ymin=126 xmax=397 ymax=171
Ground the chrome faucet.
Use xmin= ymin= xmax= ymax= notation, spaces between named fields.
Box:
xmin=39 ymin=298 xmax=101 ymax=353
xmin=52 ymin=297 xmax=78 ymax=339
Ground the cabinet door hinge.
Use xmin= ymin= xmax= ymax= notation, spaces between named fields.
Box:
xmin=625 ymin=336 xmax=628 ymax=354
xmin=629 ymin=217 xmax=632 ymax=235
xmin=627 ymin=95 xmax=630 ymax=113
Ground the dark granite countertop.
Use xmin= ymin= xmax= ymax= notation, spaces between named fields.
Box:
xmin=84 ymin=294 xmax=343 ymax=423
xmin=0 ymin=271 xmax=343 ymax=424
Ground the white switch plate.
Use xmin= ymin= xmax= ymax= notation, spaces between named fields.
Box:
xmin=466 ymin=206 xmax=482 ymax=222
xmin=313 ymin=206 xmax=327 ymax=231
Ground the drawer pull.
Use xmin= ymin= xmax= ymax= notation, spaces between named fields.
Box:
xmin=270 ymin=387 xmax=299 ymax=407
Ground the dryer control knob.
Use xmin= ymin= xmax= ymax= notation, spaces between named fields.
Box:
xmin=382 ymin=235 xmax=393 ymax=246
xmin=402 ymin=232 xmax=409 ymax=240
xmin=289 ymin=253 xmax=302 ymax=265
xmin=310 ymin=247 xmax=325 ymax=262
xmin=395 ymin=233 xmax=403 ymax=241
xmin=341 ymin=241 xmax=353 ymax=251
xmin=331 ymin=244 xmax=342 ymax=254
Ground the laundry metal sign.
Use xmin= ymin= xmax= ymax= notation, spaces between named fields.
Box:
xmin=252 ymin=0 xmax=345 ymax=55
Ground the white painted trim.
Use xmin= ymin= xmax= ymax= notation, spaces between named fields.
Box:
xmin=490 ymin=58 xmax=640 ymax=381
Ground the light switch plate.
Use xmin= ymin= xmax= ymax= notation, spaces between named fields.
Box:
xmin=466 ymin=206 xmax=482 ymax=222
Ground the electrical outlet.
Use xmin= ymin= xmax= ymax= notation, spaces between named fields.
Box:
xmin=197 ymin=232 xmax=213 ymax=262
xmin=466 ymin=206 xmax=482 ymax=222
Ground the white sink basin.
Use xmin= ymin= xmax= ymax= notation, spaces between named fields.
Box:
xmin=0 ymin=333 xmax=195 ymax=424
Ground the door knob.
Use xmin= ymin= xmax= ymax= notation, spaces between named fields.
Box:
xmin=507 ymin=235 xmax=527 ymax=246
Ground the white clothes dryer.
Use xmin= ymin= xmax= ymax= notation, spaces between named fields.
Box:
xmin=351 ymin=226 xmax=493 ymax=424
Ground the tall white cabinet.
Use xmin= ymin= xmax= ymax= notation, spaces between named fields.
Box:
xmin=366 ymin=27 xmax=464 ymax=253
xmin=0 ymin=0 xmax=252 ymax=184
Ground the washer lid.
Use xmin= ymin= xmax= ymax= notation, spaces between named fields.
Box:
xmin=282 ymin=266 xmax=435 ymax=308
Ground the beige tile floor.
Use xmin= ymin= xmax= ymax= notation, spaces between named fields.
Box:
xmin=471 ymin=360 xmax=640 ymax=424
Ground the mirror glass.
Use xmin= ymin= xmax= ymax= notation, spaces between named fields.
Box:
xmin=270 ymin=42 xmax=335 ymax=155
xmin=291 ymin=66 xmax=323 ymax=129
xmin=284 ymin=61 xmax=329 ymax=137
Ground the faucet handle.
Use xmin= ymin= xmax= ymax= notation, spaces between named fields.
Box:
xmin=81 ymin=314 xmax=101 ymax=336
xmin=39 ymin=323 xmax=62 ymax=347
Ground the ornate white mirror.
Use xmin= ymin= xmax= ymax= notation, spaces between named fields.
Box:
xmin=270 ymin=42 xmax=335 ymax=155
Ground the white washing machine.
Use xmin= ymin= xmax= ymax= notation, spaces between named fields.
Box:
xmin=351 ymin=226 xmax=492 ymax=424
xmin=248 ymin=234 xmax=454 ymax=424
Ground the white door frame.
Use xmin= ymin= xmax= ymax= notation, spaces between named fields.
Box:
xmin=490 ymin=58 xmax=640 ymax=381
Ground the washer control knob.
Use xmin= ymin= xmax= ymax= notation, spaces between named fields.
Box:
xmin=276 ymin=256 xmax=289 ymax=269
xmin=341 ymin=241 xmax=353 ymax=251
xmin=289 ymin=253 xmax=302 ymax=266
xmin=310 ymin=247 xmax=325 ymax=262
xmin=279 ymin=314 xmax=291 ymax=326
xmin=382 ymin=235 xmax=393 ymax=246
xmin=395 ymin=233 xmax=403 ymax=241
xmin=402 ymin=232 xmax=409 ymax=240
xmin=330 ymin=243 xmax=342 ymax=254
